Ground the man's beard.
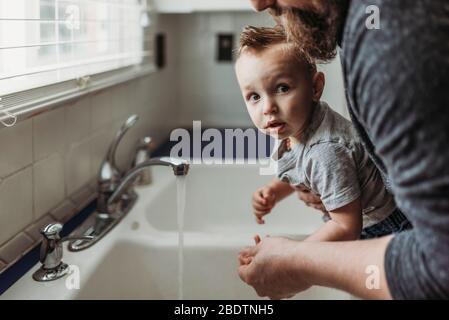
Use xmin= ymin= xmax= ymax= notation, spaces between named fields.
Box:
xmin=269 ymin=0 xmax=347 ymax=63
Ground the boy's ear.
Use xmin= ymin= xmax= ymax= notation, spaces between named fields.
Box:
xmin=312 ymin=71 xmax=325 ymax=102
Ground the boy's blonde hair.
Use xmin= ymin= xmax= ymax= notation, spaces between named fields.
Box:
xmin=237 ymin=25 xmax=316 ymax=75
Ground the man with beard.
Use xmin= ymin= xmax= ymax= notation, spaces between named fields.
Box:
xmin=238 ymin=0 xmax=449 ymax=299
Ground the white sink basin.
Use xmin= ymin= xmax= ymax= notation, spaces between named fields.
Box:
xmin=2 ymin=164 xmax=351 ymax=300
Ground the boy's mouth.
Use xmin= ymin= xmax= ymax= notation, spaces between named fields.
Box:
xmin=265 ymin=120 xmax=286 ymax=134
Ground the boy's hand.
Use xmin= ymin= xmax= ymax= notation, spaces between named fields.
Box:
xmin=252 ymin=186 xmax=277 ymax=224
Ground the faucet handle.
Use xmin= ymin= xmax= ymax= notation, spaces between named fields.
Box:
xmin=40 ymin=222 xmax=63 ymax=239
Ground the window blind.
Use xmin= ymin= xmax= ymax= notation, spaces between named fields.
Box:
xmin=0 ymin=0 xmax=154 ymax=96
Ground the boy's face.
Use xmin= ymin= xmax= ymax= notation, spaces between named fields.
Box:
xmin=235 ymin=44 xmax=319 ymax=141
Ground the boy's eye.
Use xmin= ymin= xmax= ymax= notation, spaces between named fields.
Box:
xmin=248 ymin=93 xmax=260 ymax=102
xmin=277 ymin=84 xmax=290 ymax=93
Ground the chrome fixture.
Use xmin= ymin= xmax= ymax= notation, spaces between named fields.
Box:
xmin=96 ymin=114 xmax=139 ymax=214
xmin=33 ymin=223 xmax=93 ymax=282
xmin=108 ymin=157 xmax=189 ymax=206
xmin=68 ymin=114 xmax=139 ymax=252
xmin=68 ymin=115 xmax=190 ymax=252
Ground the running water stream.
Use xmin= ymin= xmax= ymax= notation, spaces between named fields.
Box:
xmin=176 ymin=176 xmax=186 ymax=300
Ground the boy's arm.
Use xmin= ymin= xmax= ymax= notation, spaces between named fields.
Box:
xmin=253 ymin=178 xmax=295 ymax=224
xmin=304 ymin=198 xmax=362 ymax=242
xmin=266 ymin=178 xmax=295 ymax=202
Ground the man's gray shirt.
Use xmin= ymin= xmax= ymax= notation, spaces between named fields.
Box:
xmin=340 ymin=0 xmax=449 ymax=299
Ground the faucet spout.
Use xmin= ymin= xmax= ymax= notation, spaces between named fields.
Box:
xmin=108 ymin=157 xmax=189 ymax=206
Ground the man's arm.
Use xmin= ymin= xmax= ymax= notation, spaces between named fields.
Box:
xmin=238 ymin=235 xmax=393 ymax=299
xmin=298 ymin=236 xmax=392 ymax=299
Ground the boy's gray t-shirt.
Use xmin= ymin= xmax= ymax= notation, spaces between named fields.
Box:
xmin=273 ymin=101 xmax=396 ymax=228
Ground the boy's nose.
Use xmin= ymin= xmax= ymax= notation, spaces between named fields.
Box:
xmin=250 ymin=0 xmax=276 ymax=12
xmin=263 ymin=99 xmax=278 ymax=115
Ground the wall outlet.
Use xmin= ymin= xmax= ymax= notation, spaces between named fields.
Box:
xmin=217 ymin=34 xmax=234 ymax=62
xmin=156 ymin=33 xmax=166 ymax=69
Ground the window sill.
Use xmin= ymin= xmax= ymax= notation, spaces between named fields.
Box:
xmin=0 ymin=63 xmax=156 ymax=128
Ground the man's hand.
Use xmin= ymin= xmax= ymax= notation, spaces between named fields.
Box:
xmin=252 ymin=186 xmax=277 ymax=224
xmin=238 ymin=234 xmax=394 ymax=300
xmin=238 ymin=235 xmax=311 ymax=299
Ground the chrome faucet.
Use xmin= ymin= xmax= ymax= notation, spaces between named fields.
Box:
xmin=108 ymin=157 xmax=189 ymax=206
xmin=68 ymin=114 xmax=190 ymax=252
xmin=33 ymin=223 xmax=93 ymax=282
